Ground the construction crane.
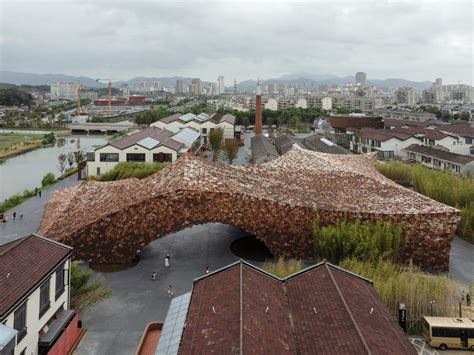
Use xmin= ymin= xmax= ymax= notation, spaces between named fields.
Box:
xmin=95 ymin=78 xmax=115 ymax=117
xmin=76 ymin=81 xmax=81 ymax=116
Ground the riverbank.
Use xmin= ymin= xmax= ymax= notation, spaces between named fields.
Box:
xmin=0 ymin=133 xmax=45 ymax=161
xmin=0 ymin=167 xmax=78 ymax=214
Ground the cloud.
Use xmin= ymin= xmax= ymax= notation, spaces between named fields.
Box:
xmin=0 ymin=0 xmax=472 ymax=84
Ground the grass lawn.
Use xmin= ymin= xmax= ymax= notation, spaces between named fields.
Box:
xmin=0 ymin=133 xmax=44 ymax=159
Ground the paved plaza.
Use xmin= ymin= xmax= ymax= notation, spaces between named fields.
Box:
xmin=75 ymin=223 xmax=254 ymax=355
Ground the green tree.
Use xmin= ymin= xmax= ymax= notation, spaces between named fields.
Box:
xmin=70 ymin=262 xmax=111 ymax=314
xmin=208 ymin=128 xmax=224 ymax=162
xmin=73 ymin=150 xmax=86 ymax=165
xmin=242 ymin=116 xmax=249 ymax=129
xmin=41 ymin=173 xmax=56 ymax=187
xmin=57 ymin=153 xmax=67 ymax=175
xmin=67 ymin=152 xmax=75 ymax=167
xmin=223 ymin=139 xmax=239 ymax=165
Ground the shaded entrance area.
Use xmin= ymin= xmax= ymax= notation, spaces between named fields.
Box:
xmin=230 ymin=235 xmax=273 ymax=262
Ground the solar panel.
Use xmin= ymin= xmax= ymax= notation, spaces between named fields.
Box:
xmin=155 ymin=292 xmax=191 ymax=355
xmin=179 ymin=113 xmax=196 ymax=122
xmin=137 ymin=137 xmax=160 ymax=149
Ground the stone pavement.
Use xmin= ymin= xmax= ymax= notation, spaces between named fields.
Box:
xmin=0 ymin=174 xmax=80 ymax=244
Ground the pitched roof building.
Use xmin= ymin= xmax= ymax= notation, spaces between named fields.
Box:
xmin=154 ymin=261 xmax=416 ymax=354
xmin=0 ymin=235 xmax=79 ymax=355
xmin=250 ymin=135 xmax=279 ymax=164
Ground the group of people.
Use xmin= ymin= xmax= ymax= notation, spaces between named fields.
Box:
xmin=1 ymin=211 xmax=23 ymax=223
xmin=151 ymin=253 xmax=211 ymax=300
xmin=2 ymin=187 xmax=42 ymax=223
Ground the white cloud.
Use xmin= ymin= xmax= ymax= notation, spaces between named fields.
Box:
xmin=0 ymin=0 xmax=472 ymax=84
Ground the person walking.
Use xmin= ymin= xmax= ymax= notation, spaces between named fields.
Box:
xmin=13 ymin=212 xmax=16 ymax=220
xmin=151 ymin=272 xmax=156 ymax=281
xmin=38 ymin=190 xmax=42 ymax=198
xmin=2 ymin=214 xmax=7 ymax=223
xmin=168 ymin=285 xmax=174 ymax=299
xmin=165 ymin=254 xmax=170 ymax=268
xmin=35 ymin=187 xmax=38 ymax=196
xmin=19 ymin=211 xmax=23 ymax=218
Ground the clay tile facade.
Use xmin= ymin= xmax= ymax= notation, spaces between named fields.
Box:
xmin=38 ymin=148 xmax=460 ymax=271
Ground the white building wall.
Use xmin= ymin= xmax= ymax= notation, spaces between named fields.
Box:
xmin=265 ymin=99 xmax=278 ymax=111
xmin=87 ymin=144 xmax=179 ymax=176
xmin=322 ymin=97 xmax=332 ymax=110
xmin=295 ymin=98 xmax=307 ymax=109
xmin=3 ymin=260 xmax=71 ymax=355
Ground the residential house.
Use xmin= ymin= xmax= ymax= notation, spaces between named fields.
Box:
xmin=402 ymin=144 xmax=474 ymax=177
xmin=86 ymin=126 xmax=201 ymax=176
xmin=0 ymin=235 xmax=79 ymax=355
xmin=352 ymin=128 xmax=420 ymax=160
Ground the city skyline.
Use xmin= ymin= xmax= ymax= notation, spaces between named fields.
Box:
xmin=1 ymin=0 xmax=472 ymax=84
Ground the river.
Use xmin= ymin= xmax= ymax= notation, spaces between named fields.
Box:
xmin=0 ymin=136 xmax=107 ymax=201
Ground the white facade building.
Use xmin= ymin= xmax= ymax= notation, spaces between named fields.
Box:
xmin=395 ymin=87 xmax=417 ymax=106
xmin=322 ymin=97 xmax=332 ymax=110
xmin=218 ymin=76 xmax=225 ymax=94
xmin=50 ymin=83 xmax=79 ymax=101
xmin=0 ymin=235 xmax=76 ymax=355
xmin=86 ymin=126 xmax=201 ymax=176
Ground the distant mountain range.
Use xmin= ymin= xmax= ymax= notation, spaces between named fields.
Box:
xmin=0 ymin=70 xmax=434 ymax=92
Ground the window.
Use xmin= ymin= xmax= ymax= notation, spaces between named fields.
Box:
xmin=14 ymin=303 xmax=27 ymax=343
xmin=100 ymin=153 xmax=119 ymax=162
xmin=126 ymin=153 xmax=145 ymax=162
xmin=466 ymin=137 xmax=472 ymax=144
xmin=39 ymin=280 xmax=50 ymax=318
xmin=55 ymin=264 xmax=65 ymax=300
xmin=96 ymin=167 xmax=100 ymax=176
xmin=153 ymin=153 xmax=172 ymax=163
xmin=201 ymin=128 xmax=207 ymax=134
xmin=432 ymin=327 xmax=460 ymax=338
xmin=86 ymin=152 xmax=95 ymax=162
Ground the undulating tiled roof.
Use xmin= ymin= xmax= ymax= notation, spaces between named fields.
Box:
xmin=0 ymin=235 xmax=71 ymax=318
xmin=178 ymin=261 xmax=416 ymax=354
xmin=38 ymin=148 xmax=457 ymax=243
xmin=404 ymin=144 xmax=474 ymax=165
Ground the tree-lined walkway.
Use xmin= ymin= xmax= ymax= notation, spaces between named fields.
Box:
xmin=0 ymin=174 xmax=79 ymax=244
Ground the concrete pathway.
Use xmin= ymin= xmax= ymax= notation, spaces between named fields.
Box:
xmin=74 ymin=223 xmax=252 ymax=355
xmin=0 ymin=174 xmax=80 ymax=244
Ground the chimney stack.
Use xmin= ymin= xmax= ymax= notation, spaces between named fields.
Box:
xmin=255 ymin=80 xmax=262 ymax=135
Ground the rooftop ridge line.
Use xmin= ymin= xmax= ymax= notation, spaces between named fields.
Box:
xmin=326 ymin=263 xmax=372 ymax=355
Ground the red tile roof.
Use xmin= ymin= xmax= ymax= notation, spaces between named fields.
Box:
xmin=390 ymin=127 xmax=452 ymax=140
xmin=0 ymin=235 xmax=72 ymax=318
xmin=438 ymin=124 xmax=474 ymax=138
xmin=178 ymin=261 xmax=415 ymax=354
xmin=359 ymin=127 xmax=413 ymax=141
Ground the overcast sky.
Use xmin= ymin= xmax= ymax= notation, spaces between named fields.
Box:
xmin=0 ymin=0 xmax=472 ymax=84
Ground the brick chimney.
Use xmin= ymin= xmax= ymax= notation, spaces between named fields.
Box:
xmin=255 ymin=81 xmax=262 ymax=135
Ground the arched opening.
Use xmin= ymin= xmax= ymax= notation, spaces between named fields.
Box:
xmin=88 ymin=223 xmax=274 ymax=273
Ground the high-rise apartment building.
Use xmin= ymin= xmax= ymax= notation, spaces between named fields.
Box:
xmin=50 ymin=82 xmax=79 ymax=101
xmin=176 ymin=80 xmax=183 ymax=94
xmin=355 ymin=72 xmax=367 ymax=86
xmin=218 ymin=76 xmax=225 ymax=94
xmin=395 ymin=87 xmax=417 ymax=106
xmin=154 ymin=81 xmax=161 ymax=91
xmin=190 ymin=78 xmax=202 ymax=95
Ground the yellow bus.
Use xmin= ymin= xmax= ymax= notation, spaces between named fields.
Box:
xmin=422 ymin=317 xmax=474 ymax=351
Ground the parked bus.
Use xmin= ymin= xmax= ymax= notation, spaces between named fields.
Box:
xmin=422 ymin=317 xmax=474 ymax=351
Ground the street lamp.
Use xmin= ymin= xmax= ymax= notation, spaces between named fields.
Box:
xmin=430 ymin=300 xmax=436 ymax=316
